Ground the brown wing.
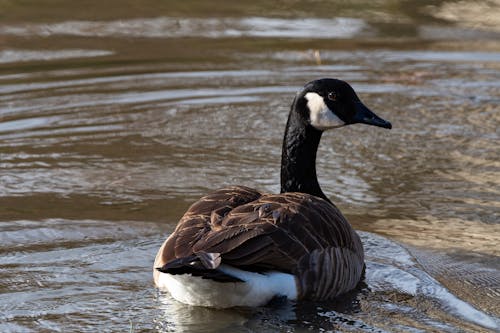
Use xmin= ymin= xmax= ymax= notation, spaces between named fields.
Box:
xmin=154 ymin=185 xmax=364 ymax=300
xmin=155 ymin=185 xmax=262 ymax=267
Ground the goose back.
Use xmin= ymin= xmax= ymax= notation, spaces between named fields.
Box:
xmin=155 ymin=185 xmax=364 ymax=300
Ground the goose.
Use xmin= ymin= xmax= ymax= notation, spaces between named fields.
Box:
xmin=153 ymin=78 xmax=391 ymax=308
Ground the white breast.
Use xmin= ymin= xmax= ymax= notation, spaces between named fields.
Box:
xmin=156 ymin=265 xmax=298 ymax=308
xmin=305 ymin=92 xmax=345 ymax=130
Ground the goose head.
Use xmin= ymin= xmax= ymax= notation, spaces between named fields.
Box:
xmin=299 ymin=78 xmax=392 ymax=131
xmin=281 ymin=78 xmax=391 ymax=199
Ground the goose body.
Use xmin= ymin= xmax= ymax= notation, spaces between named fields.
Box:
xmin=154 ymin=78 xmax=391 ymax=308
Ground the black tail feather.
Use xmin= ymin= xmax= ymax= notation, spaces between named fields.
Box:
xmin=156 ymin=254 xmax=243 ymax=283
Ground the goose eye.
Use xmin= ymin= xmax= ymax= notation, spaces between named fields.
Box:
xmin=327 ymin=91 xmax=337 ymax=101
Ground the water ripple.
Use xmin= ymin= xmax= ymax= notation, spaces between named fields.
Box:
xmin=0 ymin=17 xmax=367 ymax=39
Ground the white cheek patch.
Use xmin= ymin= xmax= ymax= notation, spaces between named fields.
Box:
xmin=305 ymin=92 xmax=345 ymax=130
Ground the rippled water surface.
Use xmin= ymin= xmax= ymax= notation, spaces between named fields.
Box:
xmin=1 ymin=1 xmax=499 ymax=332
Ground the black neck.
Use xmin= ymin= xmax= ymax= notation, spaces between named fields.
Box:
xmin=280 ymin=100 xmax=329 ymax=202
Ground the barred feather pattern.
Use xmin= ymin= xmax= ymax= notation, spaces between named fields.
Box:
xmin=154 ymin=185 xmax=364 ymax=300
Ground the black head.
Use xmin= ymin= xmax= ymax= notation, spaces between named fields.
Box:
xmin=297 ymin=78 xmax=392 ymax=130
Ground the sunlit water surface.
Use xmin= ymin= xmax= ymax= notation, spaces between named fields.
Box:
xmin=1 ymin=1 xmax=499 ymax=332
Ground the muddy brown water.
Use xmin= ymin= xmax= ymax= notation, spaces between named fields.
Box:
xmin=1 ymin=1 xmax=499 ymax=332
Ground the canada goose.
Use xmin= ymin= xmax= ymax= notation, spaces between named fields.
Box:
xmin=154 ymin=78 xmax=391 ymax=308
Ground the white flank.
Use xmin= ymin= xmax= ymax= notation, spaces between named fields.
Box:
xmin=305 ymin=92 xmax=345 ymax=130
xmin=157 ymin=264 xmax=297 ymax=308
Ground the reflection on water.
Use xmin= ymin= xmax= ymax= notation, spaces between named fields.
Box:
xmin=429 ymin=1 xmax=500 ymax=32
xmin=0 ymin=49 xmax=114 ymax=64
xmin=0 ymin=17 xmax=367 ymax=39
xmin=1 ymin=0 xmax=499 ymax=331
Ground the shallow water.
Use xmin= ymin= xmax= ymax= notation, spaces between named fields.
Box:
xmin=1 ymin=1 xmax=499 ymax=332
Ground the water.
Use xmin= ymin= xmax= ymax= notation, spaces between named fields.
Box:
xmin=1 ymin=1 xmax=499 ymax=332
